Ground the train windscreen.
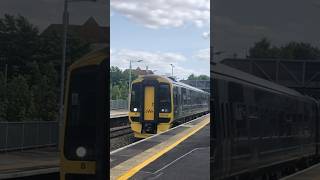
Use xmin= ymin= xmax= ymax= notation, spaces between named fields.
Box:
xmin=64 ymin=66 xmax=98 ymax=161
xmin=159 ymin=84 xmax=171 ymax=113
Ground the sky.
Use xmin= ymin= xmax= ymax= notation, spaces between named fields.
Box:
xmin=3 ymin=0 xmax=320 ymax=77
xmin=110 ymin=0 xmax=210 ymax=80
xmin=0 ymin=0 xmax=108 ymax=31
xmin=212 ymin=0 xmax=320 ymax=62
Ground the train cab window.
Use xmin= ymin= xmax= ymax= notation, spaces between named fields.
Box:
xmin=130 ymin=83 xmax=141 ymax=112
xmin=64 ymin=66 xmax=98 ymax=161
xmin=159 ymin=84 xmax=171 ymax=113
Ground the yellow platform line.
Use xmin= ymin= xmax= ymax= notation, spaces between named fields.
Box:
xmin=116 ymin=116 xmax=210 ymax=180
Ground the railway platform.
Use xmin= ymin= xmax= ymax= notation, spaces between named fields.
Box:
xmin=110 ymin=109 xmax=128 ymax=118
xmin=281 ymin=163 xmax=320 ymax=180
xmin=0 ymin=147 xmax=59 ymax=179
xmin=0 ymin=110 xmax=128 ymax=179
xmin=110 ymin=114 xmax=210 ymax=180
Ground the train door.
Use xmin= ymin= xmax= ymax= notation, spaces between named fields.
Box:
xmin=144 ymin=86 xmax=155 ymax=121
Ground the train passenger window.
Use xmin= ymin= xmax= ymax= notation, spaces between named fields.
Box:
xmin=187 ymin=89 xmax=191 ymax=104
xmin=173 ymin=87 xmax=179 ymax=107
xmin=130 ymin=83 xmax=141 ymax=112
xmin=159 ymin=84 xmax=171 ymax=113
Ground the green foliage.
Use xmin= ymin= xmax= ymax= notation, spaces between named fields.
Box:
xmin=110 ymin=66 xmax=138 ymax=100
xmin=249 ymin=38 xmax=320 ymax=59
xmin=37 ymin=30 xmax=91 ymax=69
xmin=187 ymin=74 xmax=209 ymax=80
xmin=6 ymin=75 xmax=35 ymax=121
xmin=29 ymin=62 xmax=58 ymax=121
xmin=280 ymin=42 xmax=320 ymax=60
xmin=0 ymin=73 xmax=7 ymax=121
xmin=0 ymin=14 xmax=91 ymax=121
xmin=0 ymin=14 xmax=40 ymax=76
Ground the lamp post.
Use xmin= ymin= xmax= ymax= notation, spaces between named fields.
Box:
xmin=128 ymin=59 xmax=143 ymax=100
xmin=170 ymin=64 xmax=174 ymax=77
xmin=58 ymin=0 xmax=97 ymax=150
xmin=58 ymin=0 xmax=69 ymax=135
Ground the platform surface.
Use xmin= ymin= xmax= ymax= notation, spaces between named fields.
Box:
xmin=110 ymin=114 xmax=210 ymax=180
xmin=281 ymin=163 xmax=320 ymax=180
xmin=132 ymin=124 xmax=209 ymax=180
xmin=110 ymin=109 xmax=128 ymax=118
xmin=0 ymin=148 xmax=59 ymax=179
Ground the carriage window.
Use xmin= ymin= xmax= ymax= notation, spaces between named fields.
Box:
xmin=159 ymin=84 xmax=171 ymax=113
xmin=182 ymin=88 xmax=187 ymax=105
xmin=173 ymin=87 xmax=178 ymax=107
xmin=187 ymin=89 xmax=191 ymax=104
xmin=130 ymin=83 xmax=141 ymax=112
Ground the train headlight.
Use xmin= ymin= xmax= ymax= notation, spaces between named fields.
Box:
xmin=76 ymin=146 xmax=87 ymax=158
xmin=133 ymin=108 xmax=137 ymax=112
xmin=161 ymin=108 xmax=168 ymax=112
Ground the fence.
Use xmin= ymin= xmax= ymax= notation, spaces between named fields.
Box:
xmin=110 ymin=99 xmax=128 ymax=110
xmin=0 ymin=100 xmax=127 ymax=152
xmin=0 ymin=121 xmax=58 ymax=152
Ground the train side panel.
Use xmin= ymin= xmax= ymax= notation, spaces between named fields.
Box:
xmin=213 ymin=76 xmax=318 ymax=179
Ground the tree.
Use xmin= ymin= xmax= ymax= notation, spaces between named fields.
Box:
xmin=37 ymin=30 xmax=91 ymax=70
xmin=249 ymin=38 xmax=320 ymax=60
xmin=29 ymin=61 xmax=58 ymax=121
xmin=187 ymin=74 xmax=209 ymax=80
xmin=280 ymin=42 xmax=320 ymax=60
xmin=0 ymin=14 xmax=93 ymax=121
xmin=6 ymin=75 xmax=35 ymax=121
xmin=110 ymin=66 xmax=123 ymax=86
xmin=110 ymin=66 xmax=138 ymax=100
xmin=111 ymin=85 xmax=121 ymax=100
xmin=0 ymin=14 xmax=40 ymax=77
xmin=198 ymin=75 xmax=210 ymax=80
xmin=0 ymin=73 xmax=7 ymax=121
xmin=187 ymin=74 xmax=197 ymax=80
xmin=249 ymin=38 xmax=280 ymax=58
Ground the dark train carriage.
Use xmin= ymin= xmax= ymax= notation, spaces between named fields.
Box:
xmin=172 ymin=80 xmax=210 ymax=123
xmin=212 ymin=63 xmax=320 ymax=179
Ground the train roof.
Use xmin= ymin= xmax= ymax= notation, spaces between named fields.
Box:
xmin=69 ymin=46 xmax=108 ymax=70
xmin=212 ymin=63 xmax=313 ymax=99
xmin=138 ymin=74 xmax=209 ymax=94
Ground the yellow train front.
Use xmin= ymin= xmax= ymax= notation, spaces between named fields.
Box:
xmin=129 ymin=75 xmax=209 ymax=138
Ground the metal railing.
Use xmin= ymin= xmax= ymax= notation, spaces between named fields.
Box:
xmin=0 ymin=100 xmax=127 ymax=152
xmin=110 ymin=99 xmax=128 ymax=110
xmin=0 ymin=121 xmax=58 ymax=152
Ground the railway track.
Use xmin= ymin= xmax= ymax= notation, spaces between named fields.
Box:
xmin=110 ymin=125 xmax=132 ymax=139
xmin=110 ymin=116 xmax=129 ymax=128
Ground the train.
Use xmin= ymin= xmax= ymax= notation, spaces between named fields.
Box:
xmin=212 ymin=62 xmax=320 ymax=180
xmin=129 ymin=75 xmax=210 ymax=138
xmin=60 ymin=47 xmax=108 ymax=180
xmin=60 ymin=48 xmax=210 ymax=179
